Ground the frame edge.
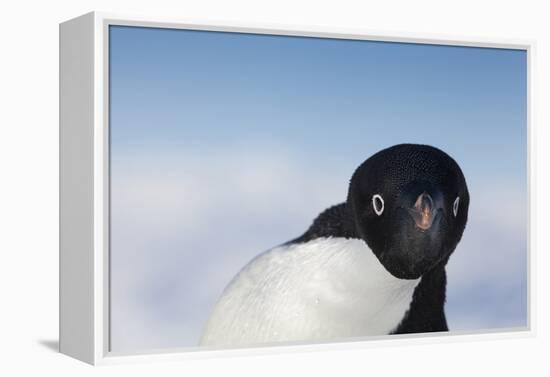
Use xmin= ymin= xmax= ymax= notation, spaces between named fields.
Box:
xmin=59 ymin=11 xmax=97 ymax=365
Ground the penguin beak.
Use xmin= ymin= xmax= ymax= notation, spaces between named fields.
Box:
xmin=408 ymin=192 xmax=438 ymax=231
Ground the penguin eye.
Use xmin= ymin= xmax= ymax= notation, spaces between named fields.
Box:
xmin=372 ymin=194 xmax=384 ymax=216
xmin=453 ymin=196 xmax=460 ymax=217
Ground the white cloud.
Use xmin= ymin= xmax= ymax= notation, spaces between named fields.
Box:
xmin=110 ymin=144 xmax=349 ymax=351
xmin=109 ymin=145 xmax=528 ymax=351
xmin=446 ymin=184 xmax=527 ymax=331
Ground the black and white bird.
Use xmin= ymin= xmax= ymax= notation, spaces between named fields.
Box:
xmin=200 ymin=144 xmax=469 ymax=347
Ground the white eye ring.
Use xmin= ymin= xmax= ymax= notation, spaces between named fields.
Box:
xmin=453 ymin=196 xmax=460 ymax=217
xmin=372 ymin=194 xmax=384 ymax=216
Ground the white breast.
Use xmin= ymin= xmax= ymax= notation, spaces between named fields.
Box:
xmin=200 ymin=237 xmax=420 ymax=347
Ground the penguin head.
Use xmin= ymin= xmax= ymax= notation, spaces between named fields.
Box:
xmin=347 ymin=144 xmax=469 ymax=280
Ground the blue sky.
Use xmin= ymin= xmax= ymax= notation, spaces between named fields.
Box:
xmin=109 ymin=25 xmax=527 ymax=352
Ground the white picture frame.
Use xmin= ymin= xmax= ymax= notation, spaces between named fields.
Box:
xmin=59 ymin=11 xmax=535 ymax=365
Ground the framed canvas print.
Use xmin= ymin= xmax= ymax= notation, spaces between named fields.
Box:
xmin=59 ymin=12 xmax=533 ymax=365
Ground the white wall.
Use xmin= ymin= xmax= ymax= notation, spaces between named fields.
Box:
xmin=0 ymin=0 xmax=548 ymax=375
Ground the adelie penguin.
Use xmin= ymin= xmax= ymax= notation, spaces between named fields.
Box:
xmin=200 ymin=144 xmax=469 ymax=347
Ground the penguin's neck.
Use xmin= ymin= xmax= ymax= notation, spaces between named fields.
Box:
xmin=392 ymin=260 xmax=449 ymax=333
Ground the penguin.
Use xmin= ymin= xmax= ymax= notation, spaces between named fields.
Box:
xmin=200 ymin=144 xmax=469 ymax=347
